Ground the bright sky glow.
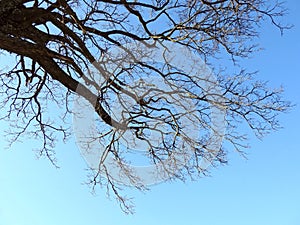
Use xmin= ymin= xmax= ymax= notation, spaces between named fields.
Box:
xmin=0 ymin=1 xmax=299 ymax=225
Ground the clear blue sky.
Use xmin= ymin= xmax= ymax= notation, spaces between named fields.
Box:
xmin=0 ymin=1 xmax=300 ymax=225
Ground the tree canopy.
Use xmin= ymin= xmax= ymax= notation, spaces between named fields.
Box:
xmin=0 ymin=0 xmax=292 ymax=213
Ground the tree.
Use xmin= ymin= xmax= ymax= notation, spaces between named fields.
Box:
xmin=0 ymin=0 xmax=292 ymax=213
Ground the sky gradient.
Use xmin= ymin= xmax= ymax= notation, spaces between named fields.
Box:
xmin=0 ymin=1 xmax=300 ymax=225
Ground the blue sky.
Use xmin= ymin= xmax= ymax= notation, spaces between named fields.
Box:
xmin=0 ymin=1 xmax=300 ymax=225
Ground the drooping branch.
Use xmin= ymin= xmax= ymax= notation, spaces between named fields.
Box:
xmin=0 ymin=0 xmax=292 ymax=214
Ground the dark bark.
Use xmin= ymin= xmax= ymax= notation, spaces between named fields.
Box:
xmin=0 ymin=0 xmax=291 ymax=214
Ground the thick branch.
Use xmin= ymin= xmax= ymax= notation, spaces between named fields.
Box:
xmin=0 ymin=32 xmax=125 ymax=129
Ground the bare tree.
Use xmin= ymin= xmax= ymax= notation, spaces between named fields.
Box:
xmin=0 ymin=0 xmax=292 ymax=213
